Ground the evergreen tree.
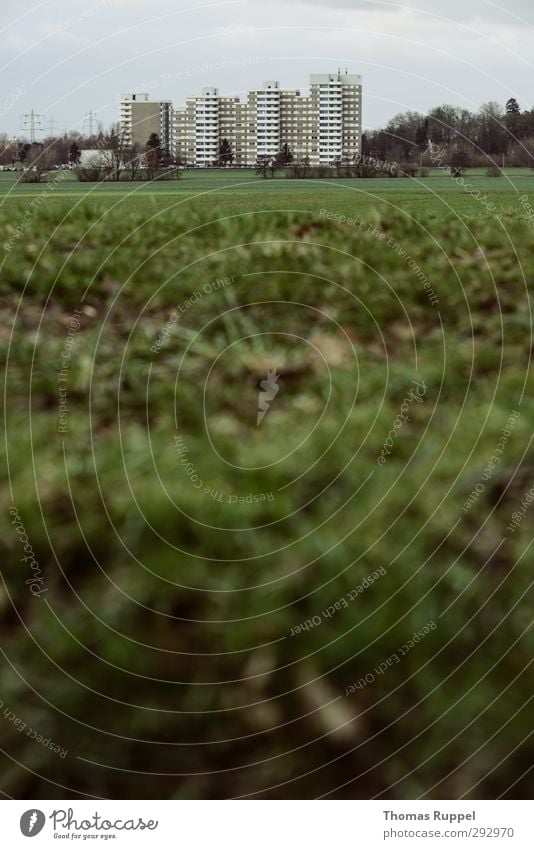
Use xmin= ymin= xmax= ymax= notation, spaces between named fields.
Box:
xmin=415 ymin=123 xmax=428 ymax=150
xmin=276 ymin=142 xmax=293 ymax=166
xmin=146 ymin=133 xmax=161 ymax=151
xmin=69 ymin=142 xmax=81 ymax=165
xmin=505 ymin=98 xmax=522 ymax=142
xmin=218 ymin=138 xmax=233 ymax=166
xmin=18 ymin=142 xmax=31 ymax=163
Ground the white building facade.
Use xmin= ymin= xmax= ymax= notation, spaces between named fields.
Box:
xmin=172 ymin=72 xmax=362 ymax=166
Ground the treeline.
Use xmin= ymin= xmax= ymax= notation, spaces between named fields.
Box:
xmin=363 ymin=98 xmax=534 ymax=167
xmin=253 ymin=97 xmax=534 ymax=177
xmin=2 ymin=96 xmax=533 ymax=181
xmin=0 ymin=127 xmax=182 ymax=183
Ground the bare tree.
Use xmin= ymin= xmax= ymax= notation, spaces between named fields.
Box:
xmin=0 ymin=134 xmax=18 ymax=166
xmin=20 ymin=143 xmax=54 ymax=182
xmin=100 ymin=125 xmax=129 ymax=181
xmin=124 ymin=141 xmax=143 ymax=181
xmin=255 ymin=155 xmax=272 ymax=178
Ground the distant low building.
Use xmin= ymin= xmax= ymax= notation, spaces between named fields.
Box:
xmin=79 ymin=149 xmax=114 ymax=168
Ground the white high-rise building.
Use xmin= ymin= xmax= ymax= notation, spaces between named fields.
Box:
xmin=254 ymin=81 xmax=282 ymax=158
xmin=193 ymin=87 xmax=219 ymax=166
xmin=309 ymin=73 xmax=362 ymax=165
xmin=172 ymin=72 xmax=362 ymax=166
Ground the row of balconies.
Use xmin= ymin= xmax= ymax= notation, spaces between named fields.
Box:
xmin=176 ymin=114 xmax=360 ymax=126
xmin=175 ymin=131 xmax=359 ymax=143
xmin=175 ymin=130 xmax=360 ymax=145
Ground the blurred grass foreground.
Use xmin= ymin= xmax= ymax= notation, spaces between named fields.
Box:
xmin=2 ymin=194 xmax=534 ymax=799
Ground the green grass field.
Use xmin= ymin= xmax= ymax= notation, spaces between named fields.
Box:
xmin=2 ymin=170 xmax=534 ymax=799
xmin=1 ymin=167 xmax=533 ymax=220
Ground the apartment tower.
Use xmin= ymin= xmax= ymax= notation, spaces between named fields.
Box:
xmin=120 ymin=93 xmax=173 ymax=154
xmin=172 ymin=71 xmax=362 ymax=166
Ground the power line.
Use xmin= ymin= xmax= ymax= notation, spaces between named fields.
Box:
xmin=47 ymin=116 xmax=59 ymax=134
xmin=20 ymin=109 xmax=45 ymax=143
xmin=84 ymin=109 xmax=98 ymax=136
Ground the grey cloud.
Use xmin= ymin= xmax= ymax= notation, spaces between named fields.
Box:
xmin=297 ymin=0 xmax=534 ymax=23
xmin=0 ymin=0 xmax=532 ymax=137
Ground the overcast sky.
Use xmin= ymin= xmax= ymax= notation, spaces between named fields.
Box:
xmin=1 ymin=0 xmax=533 ymax=138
